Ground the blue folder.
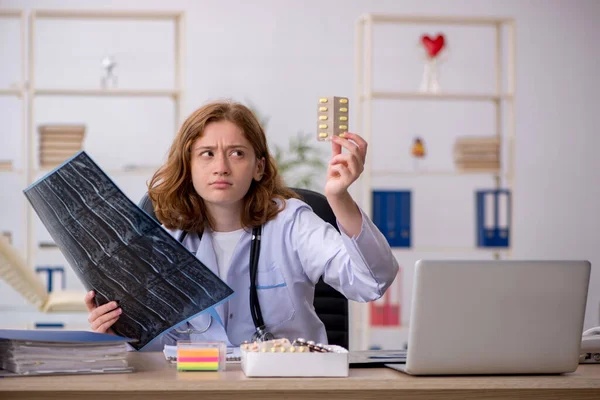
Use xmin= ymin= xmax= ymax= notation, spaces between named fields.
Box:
xmin=475 ymin=189 xmax=511 ymax=247
xmin=372 ymin=190 xmax=411 ymax=248
xmin=0 ymin=329 xmax=135 ymax=344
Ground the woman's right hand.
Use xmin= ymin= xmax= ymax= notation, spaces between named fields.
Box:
xmin=84 ymin=290 xmax=122 ymax=334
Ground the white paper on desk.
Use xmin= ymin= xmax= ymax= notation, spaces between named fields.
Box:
xmin=163 ymin=345 xmax=177 ymax=362
xmin=227 ymin=347 xmax=241 ymax=363
xmin=0 ymin=330 xmax=135 ymax=377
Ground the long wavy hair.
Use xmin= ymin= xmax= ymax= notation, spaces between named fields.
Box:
xmin=147 ymin=100 xmax=299 ymax=233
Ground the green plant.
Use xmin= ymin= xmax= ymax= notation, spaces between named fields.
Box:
xmin=246 ymin=100 xmax=327 ymax=191
xmin=271 ymin=132 xmax=327 ymax=190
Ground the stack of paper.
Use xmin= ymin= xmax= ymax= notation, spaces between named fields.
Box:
xmin=38 ymin=124 xmax=85 ymax=168
xmin=0 ymin=329 xmax=135 ymax=376
xmin=0 ymin=160 xmax=12 ymax=171
xmin=453 ymin=136 xmax=500 ymax=171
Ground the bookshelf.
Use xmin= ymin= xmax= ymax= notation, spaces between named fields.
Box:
xmin=0 ymin=10 xmax=26 ymax=176
xmin=34 ymin=88 xmax=180 ymax=97
xmin=364 ymin=91 xmax=513 ymax=102
xmin=0 ymin=9 xmax=186 ymax=329
xmin=0 ymin=9 xmax=27 ymax=266
xmin=24 ymin=9 xmax=186 ymax=270
xmin=353 ymin=13 xmax=516 ymax=350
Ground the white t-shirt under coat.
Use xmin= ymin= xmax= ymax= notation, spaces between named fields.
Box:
xmin=211 ymin=228 xmax=244 ymax=280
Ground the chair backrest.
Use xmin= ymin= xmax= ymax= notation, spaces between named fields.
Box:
xmin=138 ymin=188 xmax=349 ymax=349
xmin=287 ymin=188 xmax=349 ymax=349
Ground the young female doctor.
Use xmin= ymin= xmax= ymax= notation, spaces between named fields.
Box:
xmin=84 ymin=100 xmax=399 ymax=350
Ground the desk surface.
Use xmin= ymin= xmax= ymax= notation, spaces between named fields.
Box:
xmin=1 ymin=352 xmax=600 ymax=400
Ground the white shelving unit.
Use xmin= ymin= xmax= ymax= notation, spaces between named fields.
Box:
xmin=0 ymin=8 xmax=186 ymax=329
xmin=24 ymin=9 xmax=186 ymax=268
xmin=364 ymin=91 xmax=513 ymax=102
xmin=353 ymin=13 xmax=516 ymax=350
xmin=0 ymin=9 xmax=27 ymax=242
xmin=34 ymin=88 xmax=180 ymax=97
xmin=0 ymin=10 xmax=27 ymax=174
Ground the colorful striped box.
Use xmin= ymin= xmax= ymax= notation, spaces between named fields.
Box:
xmin=176 ymin=341 xmax=226 ymax=371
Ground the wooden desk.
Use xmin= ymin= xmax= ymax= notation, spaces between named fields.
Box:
xmin=1 ymin=352 xmax=600 ymax=399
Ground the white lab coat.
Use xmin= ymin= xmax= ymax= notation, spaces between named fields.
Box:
xmin=139 ymin=198 xmax=399 ymax=351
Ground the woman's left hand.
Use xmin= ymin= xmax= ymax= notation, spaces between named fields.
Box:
xmin=324 ymin=132 xmax=368 ymax=198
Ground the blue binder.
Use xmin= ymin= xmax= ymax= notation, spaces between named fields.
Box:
xmin=35 ymin=266 xmax=65 ymax=292
xmin=476 ymin=189 xmax=511 ymax=247
xmin=372 ymin=191 xmax=411 ymax=247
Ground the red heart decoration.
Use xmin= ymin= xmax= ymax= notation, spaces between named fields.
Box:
xmin=421 ymin=34 xmax=445 ymax=58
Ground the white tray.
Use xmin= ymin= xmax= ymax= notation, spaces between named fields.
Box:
xmin=241 ymin=344 xmax=349 ymax=377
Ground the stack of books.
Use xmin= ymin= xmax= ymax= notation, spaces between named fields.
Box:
xmin=0 ymin=160 xmax=12 ymax=171
xmin=453 ymin=136 xmax=501 ymax=172
xmin=1 ymin=231 xmax=11 ymax=245
xmin=38 ymin=125 xmax=85 ymax=168
xmin=0 ymin=329 xmax=135 ymax=377
xmin=0 ymin=237 xmax=87 ymax=312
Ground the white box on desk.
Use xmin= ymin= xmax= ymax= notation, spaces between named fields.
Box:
xmin=241 ymin=345 xmax=349 ymax=377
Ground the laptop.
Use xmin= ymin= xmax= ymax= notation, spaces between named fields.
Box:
xmin=386 ymin=259 xmax=591 ymax=375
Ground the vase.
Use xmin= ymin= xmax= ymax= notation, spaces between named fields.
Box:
xmin=419 ymin=57 xmax=441 ymax=93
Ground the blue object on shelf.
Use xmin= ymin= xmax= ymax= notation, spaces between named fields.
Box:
xmin=372 ymin=190 xmax=411 ymax=247
xmin=35 ymin=266 xmax=65 ymax=293
xmin=34 ymin=323 xmax=65 ymax=329
xmin=476 ymin=189 xmax=511 ymax=247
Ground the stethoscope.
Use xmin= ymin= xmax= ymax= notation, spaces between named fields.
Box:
xmin=174 ymin=226 xmax=274 ymax=342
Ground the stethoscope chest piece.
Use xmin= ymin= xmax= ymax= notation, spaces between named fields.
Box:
xmin=252 ymin=326 xmax=275 ymax=343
